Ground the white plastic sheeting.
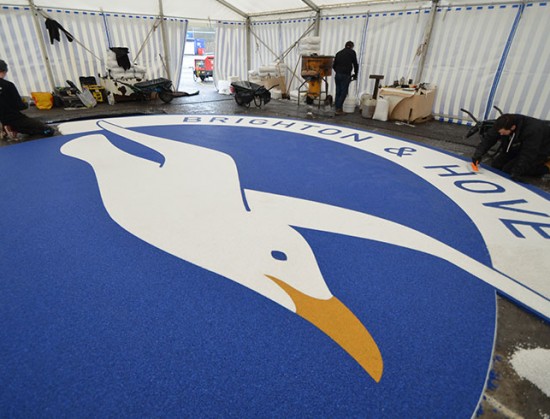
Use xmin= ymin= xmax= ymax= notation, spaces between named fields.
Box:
xmin=0 ymin=4 xmax=187 ymax=95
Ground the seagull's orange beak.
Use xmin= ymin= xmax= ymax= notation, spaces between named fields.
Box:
xmin=266 ymin=275 xmax=383 ymax=382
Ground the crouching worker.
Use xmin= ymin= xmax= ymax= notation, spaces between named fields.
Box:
xmin=472 ymin=113 xmax=550 ymax=181
xmin=0 ymin=59 xmax=55 ymax=140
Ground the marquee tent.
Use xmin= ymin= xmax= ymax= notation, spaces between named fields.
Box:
xmin=1 ymin=0 xmax=548 ymax=123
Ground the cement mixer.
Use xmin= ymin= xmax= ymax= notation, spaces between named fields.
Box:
xmin=300 ymin=55 xmax=334 ymax=106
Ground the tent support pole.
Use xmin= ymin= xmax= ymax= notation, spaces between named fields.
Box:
xmin=415 ymin=0 xmax=439 ymax=84
xmin=280 ymin=21 xmax=316 ymax=61
xmin=158 ymin=0 xmax=171 ymax=80
xmin=28 ymin=0 xmax=56 ymax=91
xmin=134 ymin=18 xmax=162 ymax=63
xmin=249 ymin=26 xmax=280 ymax=61
xmin=246 ymin=17 xmax=252 ymax=74
xmin=314 ymin=11 xmax=320 ymax=36
xmin=301 ymin=0 xmax=320 ymax=35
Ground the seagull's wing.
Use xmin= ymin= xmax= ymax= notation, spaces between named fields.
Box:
xmin=244 ymin=189 xmax=550 ymax=320
xmin=61 ymin=120 xmax=251 ymax=221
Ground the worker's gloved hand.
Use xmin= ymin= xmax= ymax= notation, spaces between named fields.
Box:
xmin=471 ymin=157 xmax=480 ymax=166
xmin=351 ymin=74 xmax=357 ymax=81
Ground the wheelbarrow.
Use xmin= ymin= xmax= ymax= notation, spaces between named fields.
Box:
xmin=230 ymin=81 xmax=276 ymax=108
xmin=113 ymin=77 xmax=199 ymax=103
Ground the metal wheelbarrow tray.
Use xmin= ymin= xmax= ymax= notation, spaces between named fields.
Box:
xmin=230 ymin=81 xmax=274 ymax=108
xmin=114 ymin=77 xmax=199 ymax=103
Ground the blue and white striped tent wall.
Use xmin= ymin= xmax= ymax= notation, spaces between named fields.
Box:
xmin=319 ymin=14 xmax=366 ymax=98
xmin=421 ymin=4 xmax=519 ymax=123
xmin=248 ymin=17 xmax=316 ymax=91
xmin=3 ymin=2 xmax=549 ymax=122
xmin=279 ymin=17 xmax=317 ymax=90
xmin=0 ymin=5 xmax=50 ymax=94
xmin=214 ymin=21 xmax=248 ymax=83
xmin=488 ymin=2 xmax=550 ymax=121
xmin=216 ymin=1 xmax=548 ymax=124
xmin=241 ymin=10 xmax=429 ymax=100
xmin=305 ymin=10 xmax=428 ymax=101
xmin=0 ymin=5 xmax=187 ymax=95
xmin=42 ymin=9 xmax=109 ymax=88
xmin=161 ymin=17 xmax=187 ymax=88
xmin=250 ymin=21 xmax=281 ymax=68
xmin=361 ymin=10 xmax=428 ymax=94
xmin=104 ymin=13 xmax=187 ymax=85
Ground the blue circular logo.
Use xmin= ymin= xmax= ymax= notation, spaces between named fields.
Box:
xmin=6 ymin=114 xmax=546 ymax=416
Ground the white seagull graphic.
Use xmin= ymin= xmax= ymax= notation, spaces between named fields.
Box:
xmin=60 ymin=120 xmax=548 ymax=382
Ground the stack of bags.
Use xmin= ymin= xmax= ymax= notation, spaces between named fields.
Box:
xmin=299 ymin=36 xmax=321 ymax=56
xmin=248 ymin=60 xmax=287 ymax=98
xmin=102 ymin=48 xmax=148 ymax=102
xmin=105 ymin=48 xmax=147 ymax=80
xmin=248 ymin=61 xmax=286 ymax=82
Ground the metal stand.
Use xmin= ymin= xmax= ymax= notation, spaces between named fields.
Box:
xmin=297 ymin=75 xmax=330 ymax=108
xmin=369 ymin=74 xmax=384 ymax=99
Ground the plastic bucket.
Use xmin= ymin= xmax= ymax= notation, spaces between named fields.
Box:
xmin=343 ymin=102 xmax=356 ymax=113
xmin=373 ymin=97 xmax=389 ymax=121
xmin=362 ymin=98 xmax=376 ymax=118
xmin=218 ymin=80 xmax=231 ymax=95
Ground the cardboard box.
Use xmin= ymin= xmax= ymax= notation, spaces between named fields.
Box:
xmin=260 ymin=76 xmax=286 ymax=95
xmin=380 ymin=88 xmax=436 ymax=123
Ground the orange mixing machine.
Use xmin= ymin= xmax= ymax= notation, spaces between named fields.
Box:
xmin=300 ymin=55 xmax=334 ymax=105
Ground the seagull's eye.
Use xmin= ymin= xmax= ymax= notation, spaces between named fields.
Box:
xmin=271 ymin=250 xmax=287 ymax=261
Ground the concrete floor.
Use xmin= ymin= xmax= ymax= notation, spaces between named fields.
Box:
xmin=2 ymin=82 xmax=549 ymax=418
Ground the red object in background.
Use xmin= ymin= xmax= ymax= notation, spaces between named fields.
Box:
xmin=197 ymin=47 xmax=204 ymax=56
xmin=204 ymin=55 xmax=214 ymax=71
xmin=193 ymin=55 xmax=215 ymax=81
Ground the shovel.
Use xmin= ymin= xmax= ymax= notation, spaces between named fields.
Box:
xmin=66 ymin=80 xmax=97 ymax=108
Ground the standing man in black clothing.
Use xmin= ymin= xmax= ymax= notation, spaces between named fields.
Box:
xmin=332 ymin=41 xmax=359 ymax=115
xmin=472 ymin=113 xmax=550 ymax=180
xmin=0 ymin=59 xmax=55 ymax=140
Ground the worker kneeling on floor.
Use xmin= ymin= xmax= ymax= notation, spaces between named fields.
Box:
xmin=0 ymin=59 xmax=55 ymax=141
xmin=472 ymin=113 xmax=550 ymax=181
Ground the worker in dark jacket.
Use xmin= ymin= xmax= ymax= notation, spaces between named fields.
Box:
xmin=472 ymin=113 xmax=550 ymax=180
xmin=0 ymin=59 xmax=55 ymax=140
xmin=332 ymin=41 xmax=359 ymax=115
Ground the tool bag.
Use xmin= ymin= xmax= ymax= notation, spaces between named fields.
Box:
xmin=79 ymin=76 xmax=107 ymax=102
xmin=66 ymin=80 xmax=97 ymax=108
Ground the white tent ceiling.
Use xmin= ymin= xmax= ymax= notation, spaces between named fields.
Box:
xmin=6 ymin=0 xmax=438 ymax=21
xmin=6 ymin=0 xmax=521 ymax=20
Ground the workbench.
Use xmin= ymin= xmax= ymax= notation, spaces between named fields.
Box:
xmin=379 ymin=87 xmax=436 ymax=123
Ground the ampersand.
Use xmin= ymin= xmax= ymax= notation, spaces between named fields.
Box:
xmin=384 ymin=147 xmax=417 ymax=157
